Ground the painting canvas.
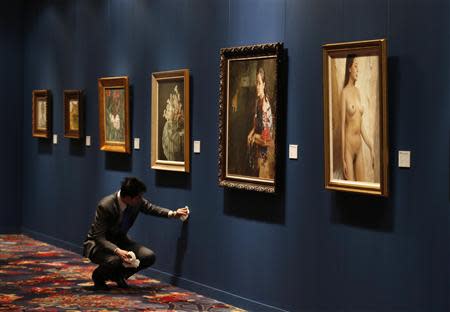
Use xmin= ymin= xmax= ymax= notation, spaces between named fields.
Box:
xmin=323 ymin=39 xmax=388 ymax=196
xmin=32 ymin=90 xmax=51 ymax=138
xmin=151 ymin=69 xmax=190 ymax=172
xmin=218 ymin=43 xmax=283 ymax=193
xmin=69 ymin=100 xmax=79 ymax=131
xmin=37 ymin=100 xmax=47 ymax=130
xmin=64 ymin=90 xmax=83 ymax=139
xmin=98 ymin=76 xmax=130 ymax=153
xmin=105 ymin=88 xmax=125 ymax=143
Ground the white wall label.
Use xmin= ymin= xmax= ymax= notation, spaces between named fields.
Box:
xmin=398 ymin=150 xmax=411 ymax=168
xmin=86 ymin=136 xmax=91 ymax=147
xmin=289 ymin=144 xmax=298 ymax=159
xmin=53 ymin=134 xmax=58 ymax=145
xmin=134 ymin=138 xmax=140 ymax=150
xmin=194 ymin=140 xmax=201 ymax=154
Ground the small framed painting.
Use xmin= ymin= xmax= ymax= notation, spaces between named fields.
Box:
xmin=32 ymin=89 xmax=51 ymax=138
xmin=98 ymin=76 xmax=130 ymax=153
xmin=64 ymin=90 xmax=83 ymax=139
xmin=151 ymin=69 xmax=190 ymax=172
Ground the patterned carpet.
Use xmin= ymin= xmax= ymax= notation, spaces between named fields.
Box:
xmin=0 ymin=234 xmax=244 ymax=311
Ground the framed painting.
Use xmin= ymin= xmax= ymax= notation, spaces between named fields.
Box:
xmin=322 ymin=39 xmax=388 ymax=196
xmin=151 ymin=69 xmax=190 ymax=172
xmin=32 ymin=89 xmax=51 ymax=138
xmin=98 ymin=76 xmax=130 ymax=153
xmin=64 ymin=90 xmax=83 ymax=139
xmin=218 ymin=43 xmax=283 ymax=193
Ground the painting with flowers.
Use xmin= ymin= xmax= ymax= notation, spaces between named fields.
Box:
xmin=98 ymin=76 xmax=130 ymax=153
xmin=151 ymin=69 xmax=190 ymax=172
xmin=105 ymin=88 xmax=125 ymax=142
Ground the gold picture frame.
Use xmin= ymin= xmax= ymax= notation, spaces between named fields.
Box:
xmin=98 ymin=76 xmax=130 ymax=153
xmin=32 ymin=89 xmax=51 ymax=138
xmin=218 ymin=43 xmax=283 ymax=193
xmin=64 ymin=90 xmax=83 ymax=139
xmin=151 ymin=69 xmax=190 ymax=172
xmin=322 ymin=39 xmax=388 ymax=196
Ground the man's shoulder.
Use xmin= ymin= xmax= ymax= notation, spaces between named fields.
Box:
xmin=98 ymin=193 xmax=117 ymax=208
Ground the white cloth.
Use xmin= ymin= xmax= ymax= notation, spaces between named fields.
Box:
xmin=122 ymin=251 xmax=140 ymax=268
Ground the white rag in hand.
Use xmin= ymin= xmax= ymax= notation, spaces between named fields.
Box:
xmin=122 ymin=251 xmax=140 ymax=268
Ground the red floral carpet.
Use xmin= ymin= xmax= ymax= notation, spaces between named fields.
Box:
xmin=0 ymin=234 xmax=244 ymax=311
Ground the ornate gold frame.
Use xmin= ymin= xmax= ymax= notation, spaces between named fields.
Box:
xmin=322 ymin=39 xmax=388 ymax=196
xmin=32 ymin=89 xmax=51 ymax=138
xmin=218 ymin=43 xmax=283 ymax=193
xmin=64 ymin=90 xmax=83 ymax=139
xmin=98 ymin=76 xmax=130 ymax=153
xmin=151 ymin=69 xmax=190 ymax=172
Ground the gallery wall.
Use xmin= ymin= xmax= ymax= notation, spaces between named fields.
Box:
xmin=12 ymin=0 xmax=450 ymax=311
xmin=0 ymin=1 xmax=23 ymax=233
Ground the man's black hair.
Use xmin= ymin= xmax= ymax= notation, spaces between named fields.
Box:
xmin=120 ymin=177 xmax=147 ymax=197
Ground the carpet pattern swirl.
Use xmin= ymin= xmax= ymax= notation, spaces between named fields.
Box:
xmin=0 ymin=234 xmax=244 ymax=311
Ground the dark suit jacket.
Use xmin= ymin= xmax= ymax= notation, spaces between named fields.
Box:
xmin=83 ymin=192 xmax=171 ymax=258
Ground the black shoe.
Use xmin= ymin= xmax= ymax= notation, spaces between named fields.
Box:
xmin=92 ymin=281 xmax=110 ymax=291
xmin=92 ymin=267 xmax=110 ymax=291
xmin=114 ymin=275 xmax=129 ymax=288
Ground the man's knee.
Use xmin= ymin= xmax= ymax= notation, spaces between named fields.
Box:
xmin=139 ymin=251 xmax=156 ymax=268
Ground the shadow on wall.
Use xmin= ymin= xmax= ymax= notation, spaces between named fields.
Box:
xmin=105 ymin=152 xmax=132 ymax=171
xmin=69 ymin=139 xmax=86 ymax=156
xmin=331 ymin=192 xmax=392 ymax=232
xmin=330 ymin=56 xmax=399 ymax=233
xmin=155 ymin=171 xmax=191 ymax=190
xmin=170 ymin=220 xmax=189 ymax=286
xmin=223 ymin=188 xmax=285 ymax=224
xmin=37 ymin=138 xmax=53 ymax=154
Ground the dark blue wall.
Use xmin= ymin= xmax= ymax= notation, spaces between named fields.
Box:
xmin=0 ymin=1 xmax=23 ymax=233
xmin=15 ymin=0 xmax=450 ymax=311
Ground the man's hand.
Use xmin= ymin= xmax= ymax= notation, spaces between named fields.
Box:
xmin=174 ymin=207 xmax=189 ymax=219
xmin=114 ymin=248 xmax=132 ymax=264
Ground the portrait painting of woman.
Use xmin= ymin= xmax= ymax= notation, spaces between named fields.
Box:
xmin=227 ymin=60 xmax=276 ymax=181
xmin=323 ymin=39 xmax=388 ymax=196
xmin=218 ymin=43 xmax=283 ymax=193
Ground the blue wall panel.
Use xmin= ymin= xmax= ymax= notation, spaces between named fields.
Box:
xmin=0 ymin=1 xmax=23 ymax=232
xmin=10 ymin=0 xmax=450 ymax=311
